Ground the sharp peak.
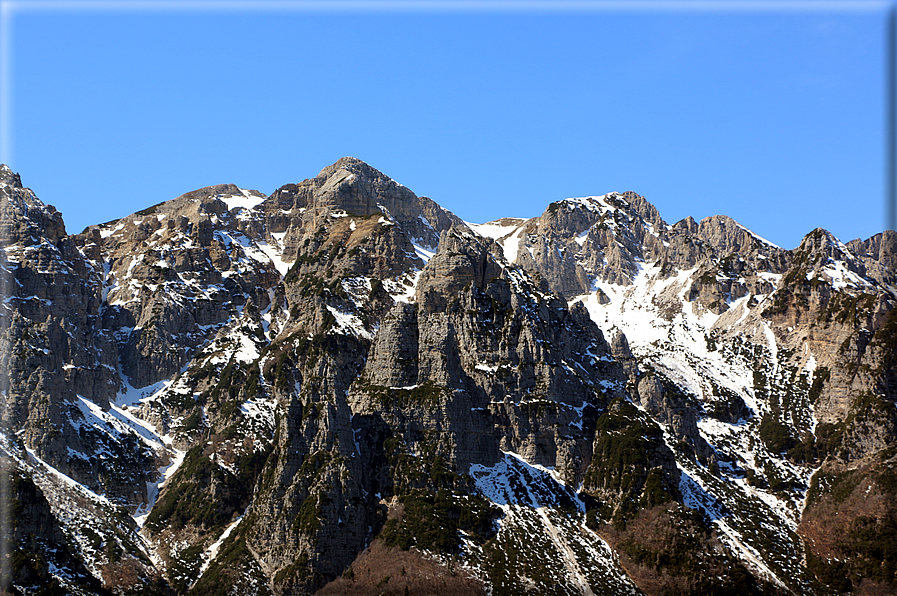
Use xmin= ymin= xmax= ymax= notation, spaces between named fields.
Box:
xmin=0 ymin=164 xmax=23 ymax=188
xmin=698 ymin=213 xmax=737 ymax=225
xmin=550 ymin=190 xmax=656 ymax=213
xmin=800 ymin=227 xmax=841 ymax=245
xmin=560 ymin=191 xmax=625 ymax=203
xmin=796 ymin=227 xmax=858 ymax=260
xmin=317 ymin=156 xmax=380 ymax=179
xmin=332 ymin=156 xmax=365 ymax=167
xmin=695 ymin=213 xmax=754 ymax=236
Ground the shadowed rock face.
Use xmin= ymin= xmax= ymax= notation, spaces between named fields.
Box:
xmin=0 ymin=170 xmax=139 ymax=500
xmin=415 ymin=227 xmax=505 ymax=314
xmin=3 ymin=459 xmax=117 ymax=593
xmin=2 ymin=158 xmax=896 ymax=596
xmin=351 ymin=226 xmax=625 ymax=486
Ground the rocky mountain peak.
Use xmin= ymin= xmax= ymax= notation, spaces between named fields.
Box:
xmin=848 ymin=230 xmax=897 ymax=287
xmin=695 ymin=214 xmax=770 ymax=254
xmin=311 ymin=158 xmax=462 ymax=248
xmin=672 ymin=215 xmax=698 ymax=234
xmin=849 ymin=229 xmax=897 ymax=263
xmin=0 ymin=172 xmax=67 ymax=246
xmin=497 ymin=190 xmax=670 ymax=295
xmin=171 ymin=182 xmax=245 ymax=207
xmin=3 ymin=159 xmax=897 ymax=596
xmin=790 ymin=227 xmax=868 ymax=284
xmin=619 ymin=190 xmax=667 ymax=230
xmin=316 ymin=155 xmax=370 ymax=179
xmin=797 ymin=227 xmax=846 ymax=256
xmin=0 ymin=163 xmax=23 ymax=188
xmin=416 ymin=226 xmax=505 ymax=314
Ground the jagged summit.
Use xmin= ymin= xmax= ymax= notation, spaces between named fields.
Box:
xmin=1 ymin=159 xmax=896 ymax=595
xmin=316 ymin=155 xmax=372 ymax=178
xmin=0 ymin=167 xmax=68 ymax=244
xmin=0 ymin=163 xmax=22 ymax=188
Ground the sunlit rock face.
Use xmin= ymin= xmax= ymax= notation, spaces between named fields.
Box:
xmin=2 ymin=158 xmax=895 ymax=595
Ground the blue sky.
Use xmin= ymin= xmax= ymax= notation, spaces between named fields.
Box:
xmin=1 ymin=0 xmax=890 ymax=249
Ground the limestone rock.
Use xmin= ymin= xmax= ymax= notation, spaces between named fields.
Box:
xmin=3 ymin=157 xmax=896 ymax=596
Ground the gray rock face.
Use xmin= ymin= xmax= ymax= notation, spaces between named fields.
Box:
xmin=415 ymin=227 xmax=505 ymax=314
xmin=758 ymin=227 xmax=897 ymax=436
xmin=351 ymin=226 xmax=627 ymax=487
xmin=514 ymin=193 xmax=657 ymax=296
xmin=635 ymin=373 xmax=712 ymax=460
xmin=363 ymin=302 xmax=420 ymax=387
xmin=80 ymin=185 xmax=281 ymax=389
xmin=3 ymin=158 xmax=896 ymax=596
xmin=270 ymin=157 xmax=462 ymax=267
xmin=0 ymin=176 xmax=146 ymax=500
xmin=506 ymin=193 xmax=791 ymax=307
xmin=848 ymin=229 xmax=897 ymax=287
xmin=4 ymin=459 xmax=111 ymax=593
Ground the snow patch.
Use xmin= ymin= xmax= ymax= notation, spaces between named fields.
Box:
xmin=220 ymin=189 xmax=266 ymax=212
xmin=821 ymin=259 xmax=871 ymax=291
xmin=412 ymin=242 xmax=436 ymax=263
xmin=327 ymin=305 xmax=373 ymax=340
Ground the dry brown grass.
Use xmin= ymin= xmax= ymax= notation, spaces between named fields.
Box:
xmin=799 ymin=464 xmax=891 ymax=559
xmin=315 ymin=540 xmax=486 ymax=596
xmin=598 ymin=503 xmax=770 ymax=596
xmin=798 ymin=457 xmax=897 ymax=592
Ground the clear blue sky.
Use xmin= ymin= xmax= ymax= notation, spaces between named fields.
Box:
xmin=1 ymin=1 xmax=890 ymax=249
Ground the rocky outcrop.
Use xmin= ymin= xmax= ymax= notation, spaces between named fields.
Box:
xmin=79 ymin=185 xmax=281 ymax=389
xmin=269 ymin=157 xmax=462 ymax=267
xmin=848 ymin=229 xmax=897 ymax=287
xmin=514 ymin=192 xmax=661 ymax=295
xmin=352 ymin=226 xmax=626 ymax=486
xmin=1 ymin=158 xmax=895 ymax=596
xmin=503 ymin=193 xmax=792 ymax=309
xmin=0 ymin=171 xmax=149 ymax=502
xmin=3 ymin=459 xmax=109 ymax=594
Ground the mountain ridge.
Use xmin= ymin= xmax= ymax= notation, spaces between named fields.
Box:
xmin=1 ymin=158 xmax=895 ymax=595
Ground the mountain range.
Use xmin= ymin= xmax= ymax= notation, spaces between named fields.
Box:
xmin=1 ymin=157 xmax=895 ymax=595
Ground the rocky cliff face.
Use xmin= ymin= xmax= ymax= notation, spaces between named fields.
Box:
xmin=0 ymin=164 xmax=150 ymax=506
xmin=1 ymin=159 xmax=895 ymax=596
